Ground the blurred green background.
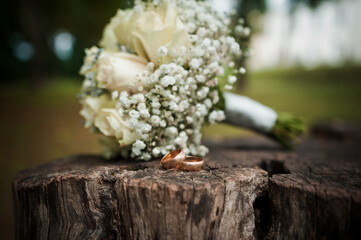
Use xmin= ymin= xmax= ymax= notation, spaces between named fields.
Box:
xmin=1 ymin=0 xmax=361 ymax=238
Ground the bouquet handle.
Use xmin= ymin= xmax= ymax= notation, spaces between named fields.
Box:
xmin=223 ymin=92 xmax=305 ymax=149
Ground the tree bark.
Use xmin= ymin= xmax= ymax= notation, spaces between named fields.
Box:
xmin=13 ymin=132 xmax=361 ymax=239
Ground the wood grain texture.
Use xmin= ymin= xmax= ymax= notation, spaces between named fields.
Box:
xmin=13 ymin=134 xmax=361 ymax=240
xmin=13 ymin=155 xmax=268 ymax=240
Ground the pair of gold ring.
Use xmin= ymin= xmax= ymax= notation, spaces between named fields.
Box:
xmin=161 ymin=149 xmax=204 ymax=171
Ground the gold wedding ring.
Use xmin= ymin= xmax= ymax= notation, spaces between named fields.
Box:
xmin=161 ymin=150 xmax=204 ymax=171
xmin=177 ymin=156 xmax=204 ymax=171
xmin=161 ymin=149 xmax=186 ymax=169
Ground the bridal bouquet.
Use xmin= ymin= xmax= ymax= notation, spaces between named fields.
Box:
xmin=79 ymin=0 xmax=304 ymax=160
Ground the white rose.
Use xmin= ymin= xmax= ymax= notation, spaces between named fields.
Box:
xmin=94 ymin=108 xmax=138 ymax=146
xmin=99 ymin=24 xmax=119 ymax=52
xmin=100 ymin=1 xmax=190 ymax=64
xmin=101 ymin=9 xmax=135 ymax=51
xmin=96 ymin=51 xmax=148 ymax=92
xmin=80 ymin=95 xmax=113 ymax=128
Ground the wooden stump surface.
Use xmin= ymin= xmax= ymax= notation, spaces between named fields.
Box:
xmin=13 ymin=123 xmax=361 ymax=240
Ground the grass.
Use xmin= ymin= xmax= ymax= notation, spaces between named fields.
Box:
xmin=1 ymin=66 xmax=361 ymax=238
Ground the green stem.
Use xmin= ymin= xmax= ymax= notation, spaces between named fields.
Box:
xmin=269 ymin=112 xmax=306 ymax=149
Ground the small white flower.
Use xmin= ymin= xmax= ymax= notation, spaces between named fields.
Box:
xmin=197 ymin=27 xmax=207 ymax=36
xmin=152 ymin=109 xmax=161 ymax=115
xmin=138 ymin=121 xmax=152 ymax=133
xmin=140 ymin=109 xmax=150 ymax=118
xmin=235 ymin=25 xmax=244 ymax=35
xmin=239 ymin=67 xmax=246 ymax=74
xmin=186 ymin=116 xmax=193 ymax=124
xmin=111 ymin=91 xmax=119 ymax=99
xmin=197 ymin=86 xmax=209 ymax=100
xmin=202 ymin=38 xmax=211 ymax=47
xmin=179 ymin=100 xmax=190 ymax=110
xmin=129 ymin=110 xmax=140 ymax=119
xmin=230 ymin=42 xmax=240 ymax=54
xmin=151 ymin=115 xmax=161 ymax=126
xmin=213 ymin=40 xmax=220 ymax=48
xmin=203 ymin=98 xmax=212 ymax=108
xmin=210 ymin=90 xmax=220 ymax=104
xmin=207 ymin=62 xmax=219 ymax=72
xmin=169 ymin=102 xmax=179 ymax=111
xmin=189 ymin=58 xmax=202 ymax=69
xmin=157 ymin=46 xmax=168 ymax=57
xmin=160 ymin=120 xmax=167 ymax=127
xmin=187 ymin=22 xmax=197 ymax=33
xmin=243 ymin=27 xmax=251 ymax=37
xmin=228 ymin=76 xmax=237 ymax=84
xmin=119 ymin=91 xmax=129 ymax=98
xmin=208 ymin=110 xmax=226 ymax=124
xmin=186 ymin=77 xmax=196 ymax=84
xmin=147 ymin=62 xmax=155 ymax=71
xmin=141 ymin=123 xmax=152 ymax=132
xmin=137 ymin=103 xmax=146 ymax=111
xmin=164 ymin=111 xmax=172 ymax=118
xmin=165 ymin=126 xmax=178 ymax=138
xmin=152 ymin=147 xmax=161 ymax=156
xmin=141 ymin=152 xmax=152 ymax=161
xmin=195 ymin=75 xmax=206 ymax=83
xmin=132 ymin=93 xmax=145 ymax=103
xmin=134 ymin=139 xmax=146 ymax=149
xmin=129 ymin=117 xmax=139 ymax=128
xmin=140 ymin=133 xmax=149 ymax=140
xmin=198 ymin=145 xmax=209 ymax=156
xmin=196 ymin=103 xmax=207 ymax=116
xmin=161 ymin=76 xmax=176 ymax=87
xmin=151 ymin=101 xmax=161 ymax=109
xmin=132 ymin=139 xmax=146 ymax=156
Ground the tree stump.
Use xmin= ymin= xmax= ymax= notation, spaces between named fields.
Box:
xmin=13 ymin=130 xmax=361 ymax=239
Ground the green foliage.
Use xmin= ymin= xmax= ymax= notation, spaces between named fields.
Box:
xmin=269 ymin=112 xmax=305 ymax=149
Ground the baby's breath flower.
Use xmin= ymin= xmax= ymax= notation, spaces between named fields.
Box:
xmin=189 ymin=58 xmax=202 ymax=69
xmin=137 ymin=102 xmax=146 ymax=111
xmin=129 ymin=110 xmax=140 ymax=119
xmin=111 ymin=91 xmax=119 ymax=99
xmin=239 ymin=67 xmax=247 ymax=74
xmin=159 ymin=120 xmax=167 ymax=128
xmin=140 ymin=109 xmax=150 ymax=118
xmin=147 ymin=62 xmax=155 ymax=71
xmin=152 ymin=147 xmax=161 ymax=156
xmin=228 ymin=76 xmax=237 ymax=84
xmin=151 ymin=115 xmax=161 ymax=126
xmin=161 ymin=76 xmax=176 ymax=87
xmin=208 ymin=110 xmax=226 ymax=124
xmin=165 ymin=126 xmax=178 ymax=138
xmin=157 ymin=46 xmax=168 ymax=57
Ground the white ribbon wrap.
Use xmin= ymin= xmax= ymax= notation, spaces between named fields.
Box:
xmin=224 ymin=92 xmax=278 ymax=133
